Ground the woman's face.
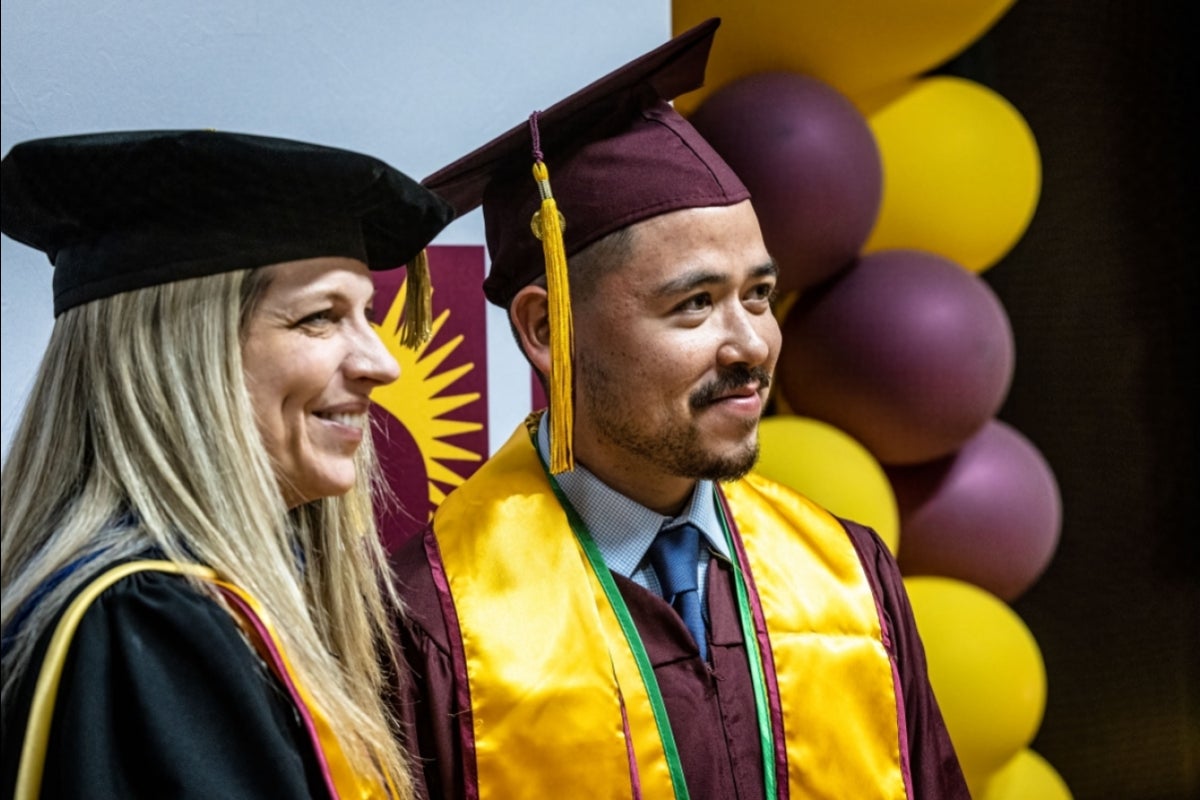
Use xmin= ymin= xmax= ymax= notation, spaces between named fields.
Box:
xmin=241 ymin=257 xmax=399 ymax=508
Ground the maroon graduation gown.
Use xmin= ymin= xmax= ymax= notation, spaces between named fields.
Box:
xmin=390 ymin=519 xmax=970 ymax=800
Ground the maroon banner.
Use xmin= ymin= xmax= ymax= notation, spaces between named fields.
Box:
xmin=370 ymin=245 xmax=489 ymax=553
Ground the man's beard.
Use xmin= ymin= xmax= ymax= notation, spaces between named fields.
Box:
xmin=579 ymin=355 xmax=770 ymax=482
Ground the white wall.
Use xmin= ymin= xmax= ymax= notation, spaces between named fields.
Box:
xmin=0 ymin=0 xmax=671 ymax=462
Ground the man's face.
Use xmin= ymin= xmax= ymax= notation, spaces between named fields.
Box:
xmin=571 ymin=199 xmax=780 ymax=507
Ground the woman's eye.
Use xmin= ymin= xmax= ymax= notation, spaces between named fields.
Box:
xmin=296 ymin=308 xmax=335 ymax=328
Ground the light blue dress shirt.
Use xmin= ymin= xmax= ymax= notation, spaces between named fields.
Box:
xmin=535 ymin=414 xmax=731 ymax=604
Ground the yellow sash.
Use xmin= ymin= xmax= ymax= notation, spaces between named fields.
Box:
xmin=724 ymin=475 xmax=910 ymax=799
xmin=432 ymin=424 xmax=909 ymax=798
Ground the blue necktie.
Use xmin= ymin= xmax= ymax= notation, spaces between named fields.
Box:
xmin=648 ymin=522 xmax=707 ymax=661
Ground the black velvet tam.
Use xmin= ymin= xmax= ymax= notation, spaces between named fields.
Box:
xmin=1 ymin=129 xmax=455 ymax=315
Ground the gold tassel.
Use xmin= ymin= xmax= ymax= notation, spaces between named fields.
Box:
xmin=399 ymin=248 xmax=433 ymax=349
xmin=531 ymin=160 xmax=574 ymax=473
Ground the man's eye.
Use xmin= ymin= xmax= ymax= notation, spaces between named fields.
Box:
xmin=748 ymin=283 xmax=776 ymax=304
xmin=677 ymin=293 xmax=712 ymax=312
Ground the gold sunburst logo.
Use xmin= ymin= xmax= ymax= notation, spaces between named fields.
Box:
xmin=372 ymin=277 xmax=483 ymax=509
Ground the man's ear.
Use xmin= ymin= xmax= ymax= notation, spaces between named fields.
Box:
xmin=510 ymin=284 xmax=552 ymax=377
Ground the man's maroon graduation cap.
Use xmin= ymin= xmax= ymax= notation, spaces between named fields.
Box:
xmin=422 ymin=17 xmax=750 ymax=473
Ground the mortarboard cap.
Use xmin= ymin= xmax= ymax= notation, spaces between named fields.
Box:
xmin=422 ymin=17 xmax=749 ymax=473
xmin=1 ymin=129 xmax=456 ymax=345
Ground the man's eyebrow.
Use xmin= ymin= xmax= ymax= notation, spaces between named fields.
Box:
xmin=753 ymin=260 xmax=779 ymax=279
xmin=652 ymin=269 xmax=727 ymax=298
xmin=650 ymin=261 xmax=778 ymax=298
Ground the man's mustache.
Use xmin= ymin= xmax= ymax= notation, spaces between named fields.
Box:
xmin=690 ymin=366 xmax=773 ymax=410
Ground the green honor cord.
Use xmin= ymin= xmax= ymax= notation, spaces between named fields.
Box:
xmin=538 ymin=446 xmax=778 ymax=798
xmin=543 ymin=471 xmax=691 ymax=800
xmin=716 ymin=501 xmax=779 ymax=798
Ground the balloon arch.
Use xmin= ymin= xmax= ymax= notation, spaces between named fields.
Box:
xmin=673 ymin=1 xmax=1067 ymax=796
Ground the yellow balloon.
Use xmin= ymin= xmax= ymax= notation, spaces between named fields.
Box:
xmin=980 ymin=749 xmax=1074 ymax=800
xmin=862 ymin=76 xmax=1042 ymax=272
xmin=773 ymin=288 xmax=801 ymax=325
xmin=904 ymin=577 xmax=1046 ymax=784
xmin=754 ymin=415 xmax=899 ymax=554
xmin=672 ymin=0 xmax=1017 ymax=111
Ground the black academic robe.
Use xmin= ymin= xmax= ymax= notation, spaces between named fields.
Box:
xmin=391 ymin=519 xmax=971 ymax=800
xmin=1 ymin=569 xmax=329 ymax=799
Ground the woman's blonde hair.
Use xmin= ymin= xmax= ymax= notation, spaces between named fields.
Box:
xmin=1 ymin=267 xmax=414 ymax=797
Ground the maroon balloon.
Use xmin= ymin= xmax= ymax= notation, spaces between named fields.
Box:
xmin=778 ymin=249 xmax=1014 ymax=465
xmin=887 ymin=420 xmax=1063 ymax=602
xmin=689 ymin=71 xmax=882 ymax=294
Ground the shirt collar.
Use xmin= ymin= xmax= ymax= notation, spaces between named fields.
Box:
xmin=536 ymin=414 xmax=730 ymax=578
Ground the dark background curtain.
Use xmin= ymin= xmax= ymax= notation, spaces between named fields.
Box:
xmin=943 ymin=3 xmax=1197 ymax=798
